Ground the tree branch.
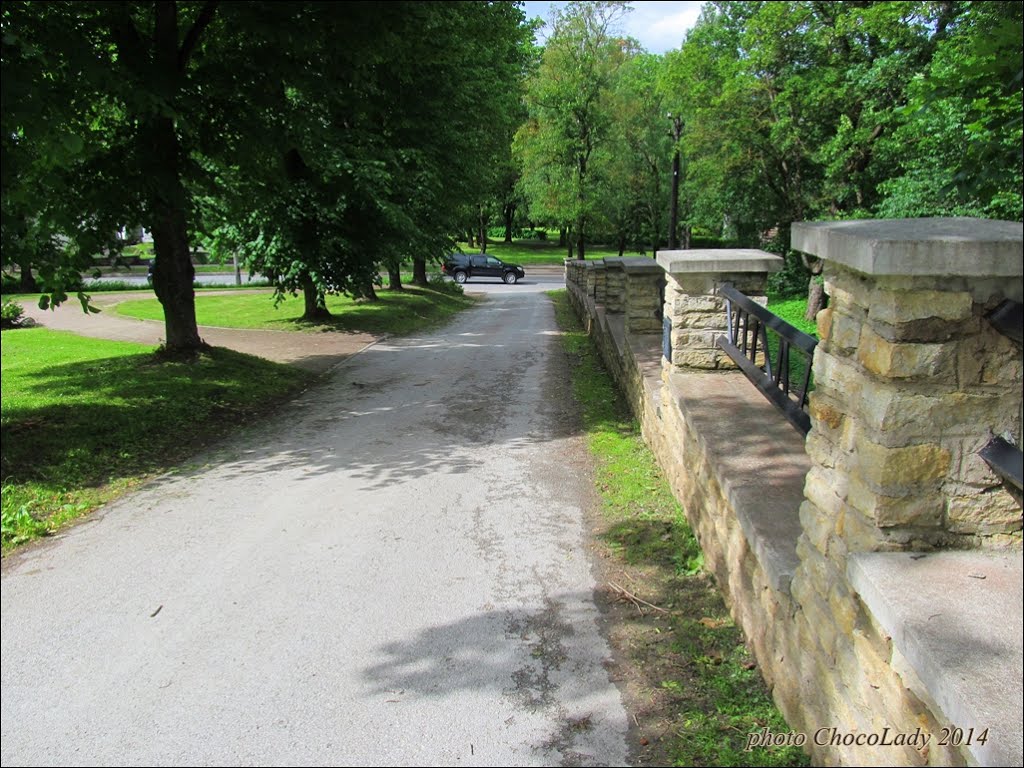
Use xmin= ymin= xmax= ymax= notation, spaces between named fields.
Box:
xmin=108 ymin=4 xmax=148 ymax=76
xmin=178 ymin=1 xmax=218 ymax=71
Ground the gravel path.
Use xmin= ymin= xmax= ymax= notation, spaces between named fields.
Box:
xmin=1 ymin=282 xmax=629 ymax=766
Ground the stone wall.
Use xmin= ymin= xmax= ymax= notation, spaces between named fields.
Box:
xmin=564 ymin=220 xmax=1023 ymax=767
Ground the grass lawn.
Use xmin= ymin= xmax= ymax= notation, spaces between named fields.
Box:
xmin=0 ymin=328 xmax=311 ymax=550
xmin=548 ymin=289 xmax=808 ymax=768
xmin=767 ymin=295 xmax=818 ymax=337
xmin=116 ymin=284 xmax=475 ymax=336
xmin=458 ymin=238 xmax=649 ymax=266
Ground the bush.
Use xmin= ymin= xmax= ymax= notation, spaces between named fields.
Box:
xmin=428 ymin=271 xmax=464 ymax=296
xmin=1 ymin=299 xmax=25 ymax=329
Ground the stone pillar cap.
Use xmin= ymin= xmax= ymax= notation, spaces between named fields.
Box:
xmin=619 ymin=257 xmax=662 ymax=274
xmin=656 ymin=249 xmax=783 ymax=274
xmin=792 ymin=217 xmax=1023 ymax=277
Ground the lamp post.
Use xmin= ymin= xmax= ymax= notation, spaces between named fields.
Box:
xmin=667 ymin=112 xmax=683 ymax=250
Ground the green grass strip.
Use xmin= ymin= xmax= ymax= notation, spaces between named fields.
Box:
xmin=1 ymin=328 xmax=311 ymax=550
xmin=547 ymin=289 xmax=808 ymax=768
xmin=116 ymin=285 xmax=474 ymax=336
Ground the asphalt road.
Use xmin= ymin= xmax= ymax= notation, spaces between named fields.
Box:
xmin=0 ymin=279 xmax=629 ymax=766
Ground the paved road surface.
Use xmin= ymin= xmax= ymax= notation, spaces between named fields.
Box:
xmin=1 ymin=279 xmax=629 ymax=766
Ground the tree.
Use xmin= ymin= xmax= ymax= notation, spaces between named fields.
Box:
xmin=658 ymin=0 xmax=1022 ymax=314
xmin=4 ymin=2 xmax=532 ymax=335
xmin=515 ymin=1 xmax=632 ymax=260
xmin=3 ymin=2 xmax=302 ymax=350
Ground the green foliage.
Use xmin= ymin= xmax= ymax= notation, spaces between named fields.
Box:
xmin=1 ymin=298 xmax=25 ymax=329
xmin=0 ymin=328 xmax=310 ymax=549
xmin=659 ymin=0 xmax=1022 ymax=265
xmin=2 ymin=2 xmax=533 ymax=342
xmin=515 ymin=2 xmax=634 ymax=256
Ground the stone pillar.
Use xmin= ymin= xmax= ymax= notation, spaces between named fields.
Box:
xmin=592 ymin=259 xmax=608 ymax=305
xmin=604 ymin=258 xmax=626 ymax=313
xmin=584 ymin=261 xmax=597 ymax=298
xmin=620 ymin=258 xmax=665 ymax=334
xmin=656 ymin=250 xmax=783 ymax=370
xmin=793 ymin=218 xmax=1023 ymax=558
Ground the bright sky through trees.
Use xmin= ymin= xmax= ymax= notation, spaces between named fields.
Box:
xmin=522 ymin=1 xmax=703 ymax=53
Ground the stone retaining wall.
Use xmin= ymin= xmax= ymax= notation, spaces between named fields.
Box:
xmin=563 ymin=219 xmax=1023 ymax=767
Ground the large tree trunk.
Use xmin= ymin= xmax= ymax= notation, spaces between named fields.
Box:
xmin=387 ymin=263 xmax=403 ymax=290
xmin=804 ymin=256 xmax=826 ymax=322
xmin=558 ymin=226 xmax=567 ymax=247
xmin=478 ymin=206 xmax=487 ymax=254
xmin=18 ymin=258 xmax=38 ymax=293
xmin=806 ymin=277 xmax=826 ymax=322
xmin=575 ymin=230 xmax=585 ymax=260
xmin=412 ymin=255 xmax=428 ymax=287
xmin=150 ymin=193 xmax=203 ymax=350
xmin=617 ymin=233 xmax=626 ymax=257
xmin=503 ymin=203 xmax=515 ymax=243
xmin=142 ymin=5 xmax=205 ymax=353
xmin=301 ymin=272 xmax=331 ymax=321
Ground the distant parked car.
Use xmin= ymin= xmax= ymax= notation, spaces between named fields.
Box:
xmin=442 ymin=253 xmax=525 ymax=284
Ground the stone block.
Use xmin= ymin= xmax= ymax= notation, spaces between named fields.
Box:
xmin=812 ymin=350 xmax=865 ymax=402
xmin=673 ymin=348 xmax=729 ymax=370
xmin=816 ymin=306 xmax=834 ymax=341
xmin=827 ymin=582 xmax=858 ymax=636
xmin=857 ymin=325 xmax=956 ymax=380
xmin=853 ymin=439 xmax=951 ymax=494
xmin=956 ymin=331 xmax=1023 ymax=388
xmin=804 ymin=464 xmax=847 ymax=515
xmin=847 ymin=474 xmax=944 ymax=528
xmin=808 ymin=398 xmax=844 ymax=432
xmin=868 ymin=288 xmax=973 ymax=325
xmin=945 ymin=491 xmax=1023 ymax=534
xmin=836 ymin=505 xmax=888 ymax=552
xmin=673 ymin=311 xmax=725 ymax=330
xmin=670 ymin=294 xmax=722 ymax=313
xmin=799 ymin=502 xmax=834 ymax=555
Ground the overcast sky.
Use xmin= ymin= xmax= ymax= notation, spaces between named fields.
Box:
xmin=520 ymin=1 xmax=705 ymax=54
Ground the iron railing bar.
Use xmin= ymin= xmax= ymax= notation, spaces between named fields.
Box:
xmin=717 ymin=335 xmax=812 ymax=434
xmin=986 ymin=300 xmax=1023 ymax=345
xmin=759 ymin=324 xmax=773 ymax=379
xmin=979 ymin=437 xmax=1023 ymax=493
xmin=781 ymin=341 xmax=791 ymax=397
xmin=720 ymin=283 xmax=818 ymax=355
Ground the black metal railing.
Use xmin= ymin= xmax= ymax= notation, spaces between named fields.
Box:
xmin=716 ymin=283 xmax=818 ymax=435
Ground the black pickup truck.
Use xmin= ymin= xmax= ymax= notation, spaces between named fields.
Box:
xmin=442 ymin=253 xmax=526 ymax=284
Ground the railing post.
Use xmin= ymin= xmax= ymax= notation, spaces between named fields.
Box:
xmin=657 ymin=250 xmax=783 ymax=370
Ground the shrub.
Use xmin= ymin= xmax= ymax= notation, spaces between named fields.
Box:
xmin=428 ymin=271 xmax=464 ymax=296
xmin=1 ymin=299 xmax=25 ymax=329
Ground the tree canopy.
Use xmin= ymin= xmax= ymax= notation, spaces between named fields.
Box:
xmin=2 ymin=1 xmax=531 ymax=344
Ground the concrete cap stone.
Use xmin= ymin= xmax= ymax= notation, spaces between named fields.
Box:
xmin=656 ymin=249 xmax=784 ymax=274
xmin=619 ymin=256 xmax=662 ymax=274
xmin=848 ymin=549 xmax=1023 ymax=767
xmin=792 ymin=218 xmax=1024 ymax=277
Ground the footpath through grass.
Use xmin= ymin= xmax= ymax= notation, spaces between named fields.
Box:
xmin=548 ymin=289 xmax=807 ymax=768
xmin=1 ymin=328 xmax=310 ymax=550
xmin=116 ymin=284 xmax=474 ymax=335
